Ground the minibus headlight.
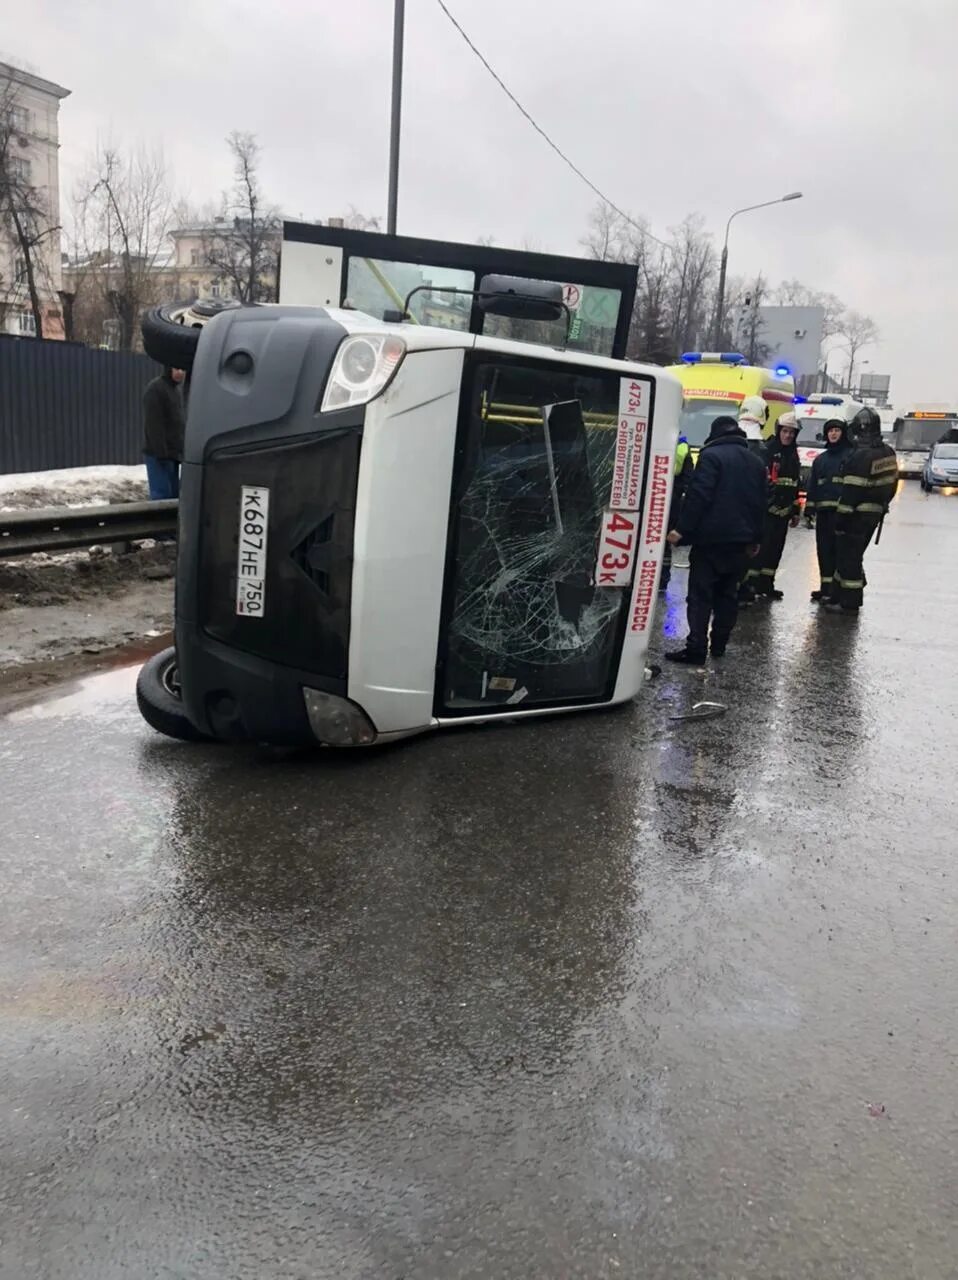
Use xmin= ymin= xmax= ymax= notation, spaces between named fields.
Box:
xmin=320 ymin=334 xmax=406 ymax=411
xmin=303 ymin=688 xmax=377 ymax=746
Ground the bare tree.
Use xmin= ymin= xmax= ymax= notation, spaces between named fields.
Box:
xmin=0 ymin=80 xmax=59 ymax=336
xmin=204 ymin=132 xmax=279 ymax=303
xmin=580 ymin=201 xmax=645 ymax=264
xmin=343 ymin=206 xmax=380 ymax=231
xmin=725 ymin=272 xmax=772 ymax=364
xmin=633 ymin=244 xmax=673 ymax=363
xmin=665 ymin=214 xmax=715 ymax=355
xmin=836 ymin=310 xmax=879 ymax=389
xmin=73 ymin=143 xmax=173 ymax=348
xmin=582 ymin=201 xmax=673 ymax=360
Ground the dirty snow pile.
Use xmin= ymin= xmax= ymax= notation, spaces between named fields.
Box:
xmin=0 ymin=465 xmax=148 ymax=512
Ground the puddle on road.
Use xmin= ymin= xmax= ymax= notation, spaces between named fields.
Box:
xmin=1 ymin=632 xmax=172 ymax=722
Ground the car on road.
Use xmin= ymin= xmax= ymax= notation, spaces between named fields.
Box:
xmin=921 ymin=442 xmax=958 ymax=492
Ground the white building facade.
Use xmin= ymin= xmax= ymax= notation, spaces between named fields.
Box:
xmin=0 ymin=61 xmax=70 ymax=339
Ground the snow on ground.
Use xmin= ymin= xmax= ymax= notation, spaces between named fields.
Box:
xmin=0 ymin=465 xmax=148 ymax=511
xmin=0 ymin=464 xmax=145 ymax=495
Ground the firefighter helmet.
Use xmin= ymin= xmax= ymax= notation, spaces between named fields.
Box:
xmin=850 ymin=406 xmax=882 ymax=443
xmin=739 ymin=395 xmax=768 ymax=425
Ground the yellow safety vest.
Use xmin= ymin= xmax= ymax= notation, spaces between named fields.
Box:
xmin=675 ymin=441 xmax=690 ymax=475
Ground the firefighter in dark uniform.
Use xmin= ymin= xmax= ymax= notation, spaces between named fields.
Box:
xmin=659 ymin=435 xmax=694 ymax=593
xmin=745 ymin=410 xmax=801 ymax=600
xmin=805 ymin=416 xmax=856 ymax=602
xmin=824 ymin=407 xmax=898 ymax=613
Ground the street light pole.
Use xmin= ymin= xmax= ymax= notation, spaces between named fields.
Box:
xmin=386 ymin=0 xmax=405 ymax=235
xmin=711 ymin=192 xmax=803 ymax=349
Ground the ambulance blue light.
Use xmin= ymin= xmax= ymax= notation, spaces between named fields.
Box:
xmin=794 ymin=395 xmax=808 ymax=404
xmin=774 ymin=363 xmax=791 ymax=378
xmin=680 ymin=352 xmax=746 ymax=365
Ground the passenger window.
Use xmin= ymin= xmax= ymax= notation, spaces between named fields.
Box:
xmin=345 ymin=257 xmax=475 ymax=328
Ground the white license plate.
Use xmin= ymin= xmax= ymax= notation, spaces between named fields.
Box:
xmin=594 ymin=507 xmax=639 ymax=587
xmin=235 ymin=485 xmax=270 ymax=617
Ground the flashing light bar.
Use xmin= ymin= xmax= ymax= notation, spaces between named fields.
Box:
xmin=680 ymin=352 xmax=746 ymax=365
xmin=910 ymin=411 xmax=951 ymax=419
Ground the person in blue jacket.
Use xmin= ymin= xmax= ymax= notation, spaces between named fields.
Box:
xmin=664 ymin=415 xmax=767 ymax=665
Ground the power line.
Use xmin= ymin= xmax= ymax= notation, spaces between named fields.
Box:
xmin=434 ymin=0 xmax=672 ymax=252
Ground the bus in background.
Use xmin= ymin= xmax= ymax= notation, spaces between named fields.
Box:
xmin=893 ymin=406 xmax=958 ymax=477
xmin=665 ymin=353 xmax=795 ymax=458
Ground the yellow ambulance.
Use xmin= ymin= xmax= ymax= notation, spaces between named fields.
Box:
xmin=665 ymin=352 xmax=796 ymax=457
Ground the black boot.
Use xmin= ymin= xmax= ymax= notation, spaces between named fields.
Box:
xmin=665 ymin=648 xmax=708 ymax=665
xmin=768 ymin=588 xmax=784 ymax=600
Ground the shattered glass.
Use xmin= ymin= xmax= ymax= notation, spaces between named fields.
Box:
xmin=442 ymin=361 xmax=632 ymax=712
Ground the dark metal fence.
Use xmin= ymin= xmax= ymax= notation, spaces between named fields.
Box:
xmin=0 ymin=336 xmax=160 ymax=475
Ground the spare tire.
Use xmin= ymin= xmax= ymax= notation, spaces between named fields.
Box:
xmin=141 ymin=303 xmax=204 ymax=370
xmin=140 ymin=298 xmax=243 ymax=370
xmin=136 ymin=646 xmax=210 ymax=742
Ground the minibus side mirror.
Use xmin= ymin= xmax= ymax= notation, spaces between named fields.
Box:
xmin=477 ymin=275 xmax=566 ymax=323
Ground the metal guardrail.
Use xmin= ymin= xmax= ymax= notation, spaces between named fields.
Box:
xmin=0 ymin=500 xmax=178 ymax=558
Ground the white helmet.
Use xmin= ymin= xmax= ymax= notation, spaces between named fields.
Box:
xmin=739 ymin=395 xmax=768 ymax=425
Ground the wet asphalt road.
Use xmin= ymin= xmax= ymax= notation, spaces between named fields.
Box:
xmin=2 ymin=482 xmax=957 ymax=1279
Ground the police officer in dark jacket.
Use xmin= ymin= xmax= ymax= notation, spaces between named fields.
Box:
xmin=744 ymin=410 xmax=802 ymax=600
xmin=143 ymin=366 xmax=186 ymax=499
xmin=824 ymin=407 xmax=898 ymax=613
xmin=805 ymin=416 xmax=855 ymax=601
xmin=665 ymin=416 xmax=767 ymax=664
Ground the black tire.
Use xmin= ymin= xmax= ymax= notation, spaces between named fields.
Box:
xmin=140 ymin=299 xmax=243 ymax=370
xmin=136 ymin=646 xmax=209 ymax=742
xmin=141 ymin=304 xmax=204 ymax=370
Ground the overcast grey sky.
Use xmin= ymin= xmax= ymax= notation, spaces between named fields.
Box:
xmin=9 ymin=0 xmax=957 ymax=403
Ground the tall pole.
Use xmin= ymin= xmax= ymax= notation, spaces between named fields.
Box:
xmin=387 ymin=0 xmax=405 ymax=235
xmin=712 ymin=238 xmax=729 ymax=350
xmin=710 ymin=193 xmax=802 ymax=349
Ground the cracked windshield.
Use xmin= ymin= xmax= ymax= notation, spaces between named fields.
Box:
xmin=442 ymin=360 xmax=627 ymax=710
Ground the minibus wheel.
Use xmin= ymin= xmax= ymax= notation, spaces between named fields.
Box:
xmin=136 ymin=646 xmax=210 ymax=742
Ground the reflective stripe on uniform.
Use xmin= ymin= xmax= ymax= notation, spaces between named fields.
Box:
xmin=834 ymin=574 xmax=865 ymax=588
xmin=814 ymin=499 xmax=839 ymax=509
xmin=842 ymin=474 xmax=895 ymax=489
xmin=773 ymin=477 xmax=798 ymax=487
xmin=759 ymin=567 xmax=776 ymax=577
xmin=769 ymin=505 xmax=794 ymax=517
